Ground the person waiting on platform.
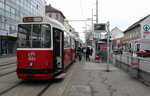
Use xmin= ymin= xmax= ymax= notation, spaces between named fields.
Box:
xmin=77 ymin=47 xmax=82 ymax=61
xmin=86 ymin=47 xmax=91 ymax=61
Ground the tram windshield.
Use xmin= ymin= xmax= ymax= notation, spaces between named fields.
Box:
xmin=18 ymin=24 xmax=51 ymax=48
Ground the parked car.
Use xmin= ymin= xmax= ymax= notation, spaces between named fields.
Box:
xmin=136 ymin=50 xmax=150 ymax=57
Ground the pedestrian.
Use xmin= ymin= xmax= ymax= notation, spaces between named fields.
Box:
xmin=119 ymin=48 xmax=123 ymax=55
xmin=90 ymin=48 xmax=93 ymax=56
xmin=86 ymin=47 xmax=91 ymax=61
xmin=83 ymin=48 xmax=86 ymax=58
xmin=77 ymin=47 xmax=82 ymax=61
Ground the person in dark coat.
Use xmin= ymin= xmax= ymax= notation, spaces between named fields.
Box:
xmin=86 ymin=47 xmax=91 ymax=61
xmin=77 ymin=47 xmax=82 ymax=61
xmin=90 ymin=48 xmax=93 ymax=56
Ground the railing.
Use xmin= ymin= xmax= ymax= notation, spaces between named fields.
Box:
xmin=112 ymin=53 xmax=150 ymax=75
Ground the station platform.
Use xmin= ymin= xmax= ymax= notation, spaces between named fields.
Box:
xmin=62 ymin=55 xmax=150 ymax=96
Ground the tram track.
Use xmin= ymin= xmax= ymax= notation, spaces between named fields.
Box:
xmin=37 ymin=80 xmax=54 ymax=96
xmin=0 ymin=62 xmax=16 ymax=77
xmin=0 ymin=70 xmax=16 ymax=77
xmin=0 ymin=62 xmax=16 ymax=67
xmin=0 ymin=80 xmax=26 ymax=96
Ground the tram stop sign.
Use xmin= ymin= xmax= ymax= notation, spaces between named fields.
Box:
xmin=94 ymin=23 xmax=106 ymax=32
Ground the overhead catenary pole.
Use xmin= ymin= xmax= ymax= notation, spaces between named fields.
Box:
xmin=96 ymin=0 xmax=98 ymax=23
xmin=95 ymin=0 xmax=99 ymax=51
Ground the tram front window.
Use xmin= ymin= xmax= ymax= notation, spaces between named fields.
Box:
xmin=18 ymin=24 xmax=51 ymax=48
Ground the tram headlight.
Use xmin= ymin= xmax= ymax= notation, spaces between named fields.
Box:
xmin=29 ymin=62 xmax=33 ymax=67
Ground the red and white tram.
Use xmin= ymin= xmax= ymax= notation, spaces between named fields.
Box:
xmin=16 ymin=16 xmax=76 ymax=80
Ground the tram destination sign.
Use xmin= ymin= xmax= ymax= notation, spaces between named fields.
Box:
xmin=23 ymin=17 xmax=43 ymax=22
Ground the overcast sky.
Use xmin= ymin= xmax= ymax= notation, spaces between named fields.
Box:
xmin=46 ymin=0 xmax=150 ymax=39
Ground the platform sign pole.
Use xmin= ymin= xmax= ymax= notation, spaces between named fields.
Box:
xmin=106 ymin=21 xmax=110 ymax=72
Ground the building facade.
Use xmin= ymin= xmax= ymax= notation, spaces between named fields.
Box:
xmin=0 ymin=0 xmax=46 ymax=56
xmin=45 ymin=4 xmax=80 ymax=41
xmin=45 ymin=4 xmax=65 ymax=25
xmin=111 ymin=27 xmax=124 ymax=51
xmin=124 ymin=15 xmax=150 ymax=52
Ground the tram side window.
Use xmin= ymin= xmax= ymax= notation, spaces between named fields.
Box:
xmin=64 ymin=32 xmax=68 ymax=48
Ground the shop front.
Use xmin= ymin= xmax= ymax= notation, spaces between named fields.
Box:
xmin=0 ymin=36 xmax=17 ymax=56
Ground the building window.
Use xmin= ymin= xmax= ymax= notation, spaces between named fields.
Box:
xmin=0 ymin=8 xmax=4 ymax=16
xmin=11 ymin=8 xmax=15 ymax=14
xmin=1 ymin=23 xmax=4 ymax=29
xmin=56 ymin=14 xmax=59 ymax=20
xmin=6 ymin=5 xmax=11 ymax=12
xmin=0 ymin=2 xmax=4 ymax=9
xmin=5 ymin=11 xmax=11 ymax=18
xmin=5 ymin=24 xmax=10 ymax=31
xmin=0 ymin=0 xmax=4 ymax=3
xmin=11 ymin=0 xmax=16 ymax=3
xmin=49 ymin=14 xmax=52 ymax=17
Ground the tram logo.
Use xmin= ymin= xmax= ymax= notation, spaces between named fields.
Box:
xmin=28 ymin=52 xmax=36 ymax=56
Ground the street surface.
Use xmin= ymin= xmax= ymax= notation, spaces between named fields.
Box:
xmin=0 ymin=56 xmax=150 ymax=96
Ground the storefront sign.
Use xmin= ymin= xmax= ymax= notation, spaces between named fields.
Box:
xmin=141 ymin=24 xmax=150 ymax=39
xmin=7 ymin=31 xmax=17 ymax=37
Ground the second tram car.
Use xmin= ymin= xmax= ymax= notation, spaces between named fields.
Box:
xmin=16 ymin=16 xmax=76 ymax=80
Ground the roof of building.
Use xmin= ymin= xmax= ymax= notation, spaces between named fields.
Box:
xmin=124 ymin=14 xmax=150 ymax=33
xmin=45 ymin=4 xmax=65 ymax=18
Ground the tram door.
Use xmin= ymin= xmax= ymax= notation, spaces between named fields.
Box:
xmin=53 ymin=28 xmax=64 ymax=74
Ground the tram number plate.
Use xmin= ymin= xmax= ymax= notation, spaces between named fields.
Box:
xmin=28 ymin=57 xmax=36 ymax=61
xmin=27 ymin=74 xmax=33 ymax=78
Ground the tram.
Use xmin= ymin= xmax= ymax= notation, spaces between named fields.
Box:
xmin=16 ymin=16 xmax=76 ymax=80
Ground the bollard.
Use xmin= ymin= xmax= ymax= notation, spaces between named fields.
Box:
xmin=131 ymin=53 xmax=138 ymax=68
